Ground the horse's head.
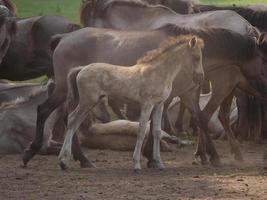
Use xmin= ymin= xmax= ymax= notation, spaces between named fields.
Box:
xmin=0 ymin=0 xmax=16 ymax=16
xmin=0 ymin=6 xmax=16 ymax=64
xmin=184 ymin=36 xmax=205 ymax=85
xmin=80 ymin=0 xmax=96 ymax=27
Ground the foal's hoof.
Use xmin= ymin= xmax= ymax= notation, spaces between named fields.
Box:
xmin=80 ymin=160 xmax=95 ymax=168
xmin=134 ymin=169 xmax=141 ymax=175
xmin=59 ymin=161 xmax=68 ymax=170
xmin=22 ymin=148 xmax=36 ymax=167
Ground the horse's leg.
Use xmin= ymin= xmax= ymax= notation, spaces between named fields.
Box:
xmin=174 ymin=102 xmax=186 ymax=134
xmin=108 ymin=98 xmax=126 ymax=119
xmin=151 ymin=102 xmax=164 ymax=169
xmin=133 ymin=103 xmax=153 ymax=173
xmin=201 ymin=79 xmax=240 ymax=165
xmin=58 ymin=104 xmax=90 ymax=170
xmin=179 ymin=91 xmax=211 ymax=165
xmin=163 ymin=97 xmax=176 ymax=135
xmin=218 ymin=91 xmax=243 ymax=161
xmin=22 ymin=90 xmax=66 ymax=167
xmin=72 ymin=131 xmax=95 ymax=168
xmin=66 ymin=93 xmax=95 ymax=168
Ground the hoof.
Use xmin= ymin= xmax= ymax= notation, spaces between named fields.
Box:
xmin=22 ymin=148 xmax=36 ymax=167
xmin=80 ymin=160 xmax=95 ymax=168
xmin=210 ymin=157 xmax=222 ymax=167
xmin=195 ymin=151 xmax=209 ymax=165
xmin=134 ymin=169 xmax=141 ymax=174
xmin=147 ymin=160 xmax=165 ymax=169
xmin=59 ymin=161 xmax=68 ymax=170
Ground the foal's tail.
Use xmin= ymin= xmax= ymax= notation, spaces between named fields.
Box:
xmin=67 ymin=67 xmax=84 ymax=110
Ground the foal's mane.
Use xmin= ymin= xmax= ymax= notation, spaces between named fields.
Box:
xmin=137 ymin=35 xmax=203 ymax=64
xmin=194 ymin=4 xmax=267 ymax=31
xmin=158 ymin=24 xmax=257 ymax=62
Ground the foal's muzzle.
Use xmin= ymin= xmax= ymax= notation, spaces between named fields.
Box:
xmin=193 ymin=72 xmax=204 ymax=85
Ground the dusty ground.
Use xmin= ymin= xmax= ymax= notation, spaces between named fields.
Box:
xmin=0 ymin=141 xmax=267 ymax=200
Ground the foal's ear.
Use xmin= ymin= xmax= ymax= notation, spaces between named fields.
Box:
xmin=189 ymin=37 xmax=197 ymax=48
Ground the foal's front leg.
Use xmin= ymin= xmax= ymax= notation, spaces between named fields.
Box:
xmin=151 ymin=102 xmax=165 ymax=169
xmin=133 ymin=103 xmax=153 ymax=174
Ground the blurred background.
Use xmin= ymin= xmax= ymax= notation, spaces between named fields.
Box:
xmin=13 ymin=0 xmax=267 ymax=24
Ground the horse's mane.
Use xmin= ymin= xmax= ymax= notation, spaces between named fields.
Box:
xmin=193 ymin=4 xmax=267 ymax=31
xmin=137 ymin=35 xmax=203 ymax=64
xmin=1 ymin=0 xmax=16 ymax=15
xmin=158 ymin=24 xmax=257 ymax=63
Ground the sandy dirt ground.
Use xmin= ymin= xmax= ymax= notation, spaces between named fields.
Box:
xmin=0 ymin=140 xmax=267 ymax=200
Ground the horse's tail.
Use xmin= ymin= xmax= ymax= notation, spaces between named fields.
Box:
xmin=67 ymin=67 xmax=84 ymax=110
xmin=50 ymin=34 xmax=65 ymax=52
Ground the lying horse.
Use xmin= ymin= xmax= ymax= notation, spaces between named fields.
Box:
xmin=0 ymin=15 xmax=80 ymax=81
xmin=58 ymin=35 xmax=204 ymax=172
xmin=0 ymin=82 xmax=111 ymax=154
xmin=22 ymin=25 xmax=266 ymax=168
xmin=0 ymin=82 xmax=41 ymax=105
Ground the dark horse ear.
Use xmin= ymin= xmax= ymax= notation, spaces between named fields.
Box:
xmin=189 ymin=37 xmax=197 ymax=48
xmin=257 ymin=33 xmax=266 ymax=46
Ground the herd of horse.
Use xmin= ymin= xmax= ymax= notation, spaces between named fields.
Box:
xmin=0 ymin=0 xmax=266 ymax=172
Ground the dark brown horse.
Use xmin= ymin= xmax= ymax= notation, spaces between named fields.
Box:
xmin=80 ymin=0 xmax=194 ymax=17
xmin=79 ymin=0 xmax=259 ymax=38
xmin=0 ymin=16 xmax=80 ymax=81
xmin=190 ymin=3 xmax=267 ymax=141
xmin=192 ymin=4 xmax=267 ymax=32
xmin=23 ymin=25 xmax=265 ymax=168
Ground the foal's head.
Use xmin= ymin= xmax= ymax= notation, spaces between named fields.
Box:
xmin=180 ymin=35 xmax=205 ymax=84
xmin=137 ymin=35 xmax=205 ymax=84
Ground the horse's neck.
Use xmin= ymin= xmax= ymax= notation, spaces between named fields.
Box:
xmin=144 ymin=48 xmax=184 ymax=79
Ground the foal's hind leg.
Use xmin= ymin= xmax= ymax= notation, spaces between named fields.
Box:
xmin=22 ymin=90 xmax=66 ymax=167
xmin=218 ymin=92 xmax=243 ymax=161
xmin=58 ymin=104 xmax=89 ymax=169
